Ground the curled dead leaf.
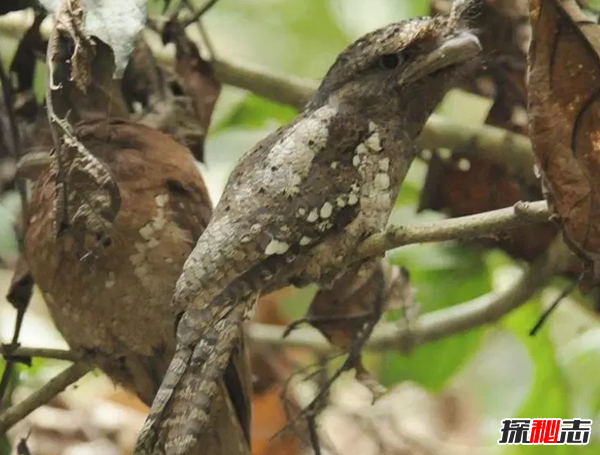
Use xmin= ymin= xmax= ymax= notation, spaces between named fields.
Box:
xmin=6 ymin=254 xmax=33 ymax=311
xmin=527 ymin=0 xmax=600 ymax=286
xmin=296 ymin=260 xmax=414 ymax=351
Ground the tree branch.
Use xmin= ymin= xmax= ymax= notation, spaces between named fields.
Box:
xmin=0 ymin=346 xmax=78 ymax=362
xmin=356 ymin=200 xmax=550 ymax=261
xmin=248 ymin=236 xmax=573 ymax=352
xmin=0 ymin=361 xmax=92 ymax=434
xmin=0 ymin=12 xmax=535 ymax=179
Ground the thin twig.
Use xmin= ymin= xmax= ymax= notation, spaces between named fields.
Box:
xmin=181 ymin=0 xmax=220 ymax=28
xmin=529 ymin=279 xmax=578 ymax=336
xmin=248 ymin=236 xmax=573 ymax=352
xmin=0 ymin=361 xmax=93 ymax=434
xmin=0 ymin=346 xmax=78 ymax=362
xmin=0 ymin=307 xmax=27 ymax=405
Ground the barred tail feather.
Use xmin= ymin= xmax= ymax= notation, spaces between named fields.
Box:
xmin=168 ymin=305 xmax=246 ymax=455
xmin=134 ymin=345 xmax=193 ymax=455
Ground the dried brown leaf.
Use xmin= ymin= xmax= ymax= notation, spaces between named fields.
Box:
xmin=6 ymin=254 xmax=33 ymax=311
xmin=158 ymin=19 xmax=221 ymax=162
xmin=528 ymin=0 xmax=600 ymax=285
xmin=121 ymin=37 xmax=168 ymax=112
xmin=10 ymin=14 xmax=46 ymax=96
xmin=302 ymin=260 xmax=413 ymax=351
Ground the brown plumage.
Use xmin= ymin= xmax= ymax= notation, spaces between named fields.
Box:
xmin=24 ymin=118 xmax=251 ymax=453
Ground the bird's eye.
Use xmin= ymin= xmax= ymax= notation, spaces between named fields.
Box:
xmin=379 ymin=53 xmax=402 ymax=70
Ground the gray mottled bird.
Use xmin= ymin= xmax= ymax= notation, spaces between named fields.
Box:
xmin=136 ymin=1 xmax=482 ymax=453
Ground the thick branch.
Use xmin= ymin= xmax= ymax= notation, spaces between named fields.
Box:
xmin=0 ymin=361 xmax=92 ymax=433
xmin=0 ymin=12 xmax=535 ymax=178
xmin=248 ymin=236 xmax=573 ymax=352
xmin=0 ymin=346 xmax=78 ymax=362
xmin=356 ymin=200 xmax=550 ymax=261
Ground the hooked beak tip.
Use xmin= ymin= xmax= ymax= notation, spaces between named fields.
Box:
xmin=399 ymin=31 xmax=481 ymax=85
xmin=439 ymin=31 xmax=482 ymax=59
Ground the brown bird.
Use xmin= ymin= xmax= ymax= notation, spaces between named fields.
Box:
xmin=23 ymin=118 xmax=251 ymax=453
xmin=136 ymin=1 xmax=482 ymax=454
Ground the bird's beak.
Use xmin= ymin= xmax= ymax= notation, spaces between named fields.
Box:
xmin=398 ymin=31 xmax=481 ymax=85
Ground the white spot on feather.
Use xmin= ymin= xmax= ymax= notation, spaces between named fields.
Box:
xmin=307 ymin=209 xmax=319 ymax=223
xmin=139 ymin=225 xmax=154 ymax=240
xmin=320 ymin=202 xmax=333 ymax=219
xmin=265 ymin=239 xmax=290 ymax=255
xmin=300 ymin=236 xmax=312 ymax=246
xmin=353 ymin=154 xmax=361 ymax=167
xmin=153 ymin=217 xmax=167 ymax=231
xmin=379 ymin=158 xmax=390 ymax=172
xmin=104 ymin=272 xmax=116 ymax=289
xmin=356 ymin=143 xmax=368 ymax=155
xmin=130 ymin=252 xmax=144 ymax=266
xmin=348 ymin=193 xmax=359 ymax=205
xmin=366 ymin=132 xmax=382 ymax=152
xmin=155 ymin=193 xmax=169 ymax=207
xmin=135 ymin=265 xmax=148 ymax=279
xmin=375 ymin=173 xmax=390 ymax=191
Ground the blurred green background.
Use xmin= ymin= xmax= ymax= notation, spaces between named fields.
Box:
xmin=1 ymin=0 xmax=599 ymax=453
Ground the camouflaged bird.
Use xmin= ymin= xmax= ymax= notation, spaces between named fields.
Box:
xmin=23 ymin=119 xmax=252 ymax=455
xmin=136 ymin=1 xmax=482 ymax=453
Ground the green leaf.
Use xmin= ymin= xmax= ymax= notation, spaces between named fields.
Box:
xmin=379 ymin=244 xmax=491 ymax=391
xmin=0 ymin=436 xmax=10 ymax=455
xmin=213 ymin=93 xmax=297 ymax=132
xmin=500 ymin=295 xmax=574 ymax=455
xmin=507 ymin=298 xmax=570 ymax=419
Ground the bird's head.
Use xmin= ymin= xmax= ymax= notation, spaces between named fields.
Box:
xmin=309 ymin=0 xmax=482 ymax=135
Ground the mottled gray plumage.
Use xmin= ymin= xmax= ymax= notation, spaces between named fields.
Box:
xmin=136 ymin=2 xmax=482 ymax=454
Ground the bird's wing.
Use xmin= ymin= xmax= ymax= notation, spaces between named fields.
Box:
xmin=175 ymin=105 xmax=371 ymax=309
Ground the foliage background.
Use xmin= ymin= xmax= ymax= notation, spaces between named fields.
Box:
xmin=0 ymin=0 xmax=599 ymax=453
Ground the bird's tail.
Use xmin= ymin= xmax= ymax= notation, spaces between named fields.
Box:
xmin=134 ymin=343 xmax=194 ymax=454
xmin=169 ymin=305 xmax=246 ymax=455
xmin=134 ymin=303 xmax=248 ymax=455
